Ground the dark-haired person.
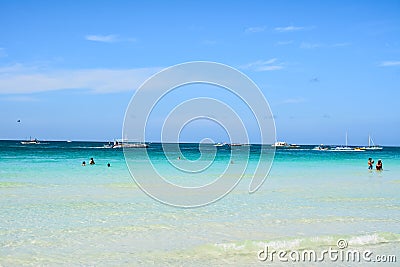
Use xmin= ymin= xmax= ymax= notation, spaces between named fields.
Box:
xmin=368 ymin=158 xmax=374 ymax=170
xmin=376 ymin=159 xmax=383 ymax=171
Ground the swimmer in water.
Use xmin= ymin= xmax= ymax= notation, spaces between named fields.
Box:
xmin=376 ymin=159 xmax=383 ymax=171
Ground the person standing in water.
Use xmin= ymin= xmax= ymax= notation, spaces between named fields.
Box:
xmin=368 ymin=158 xmax=374 ymax=170
xmin=376 ymin=159 xmax=383 ymax=171
xmin=89 ymin=158 xmax=95 ymax=165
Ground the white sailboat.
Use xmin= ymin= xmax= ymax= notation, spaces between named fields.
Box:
xmin=332 ymin=132 xmax=365 ymax=151
xmin=362 ymin=135 xmax=383 ymax=150
xmin=333 ymin=132 xmax=352 ymax=151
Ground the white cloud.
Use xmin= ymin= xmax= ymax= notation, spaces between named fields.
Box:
xmin=245 ymin=26 xmax=266 ymax=33
xmin=85 ymin=34 xmax=136 ymax=43
xmin=241 ymin=59 xmax=284 ymax=72
xmin=379 ymin=61 xmax=400 ymax=67
xmin=256 ymin=65 xmax=284 ymax=71
xmin=85 ymin=34 xmax=119 ymax=43
xmin=0 ymin=65 xmax=161 ymax=94
xmin=243 ymin=59 xmax=277 ymax=67
xmin=275 ymin=26 xmax=305 ymax=32
xmin=300 ymin=42 xmax=350 ymax=49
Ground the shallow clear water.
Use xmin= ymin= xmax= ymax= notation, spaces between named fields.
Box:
xmin=0 ymin=141 xmax=399 ymax=265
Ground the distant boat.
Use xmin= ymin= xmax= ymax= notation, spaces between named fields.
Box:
xmin=313 ymin=144 xmax=329 ymax=151
xmin=332 ymin=132 xmax=365 ymax=152
xmin=229 ymin=143 xmax=242 ymax=147
xmin=21 ymin=137 xmax=40 ymax=145
xmin=105 ymin=140 xmax=149 ymax=148
xmin=288 ymin=144 xmax=300 ymax=148
xmin=213 ymin=143 xmax=225 ymax=147
xmin=272 ymin=141 xmax=299 ymax=148
xmin=272 ymin=141 xmax=289 ymax=147
xmin=361 ymin=135 xmax=383 ymax=150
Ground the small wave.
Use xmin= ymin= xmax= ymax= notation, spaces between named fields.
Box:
xmin=133 ymin=232 xmax=400 ymax=265
xmin=197 ymin=232 xmax=400 ymax=258
xmin=212 ymin=232 xmax=400 ymax=253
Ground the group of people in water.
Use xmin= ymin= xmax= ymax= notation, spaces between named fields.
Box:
xmin=82 ymin=158 xmax=111 ymax=167
xmin=368 ymin=158 xmax=383 ymax=171
xmin=82 ymin=156 xmax=382 ymax=170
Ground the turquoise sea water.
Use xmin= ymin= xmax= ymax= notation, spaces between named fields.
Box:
xmin=0 ymin=140 xmax=399 ymax=266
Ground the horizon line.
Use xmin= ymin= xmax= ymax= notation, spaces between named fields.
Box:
xmin=0 ymin=139 xmax=397 ymax=147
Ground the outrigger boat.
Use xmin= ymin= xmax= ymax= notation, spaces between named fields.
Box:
xmin=21 ymin=137 xmax=40 ymax=145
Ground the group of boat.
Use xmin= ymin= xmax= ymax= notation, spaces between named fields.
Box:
xmin=313 ymin=134 xmax=382 ymax=152
xmin=272 ymin=134 xmax=383 ymax=152
xmin=20 ymin=134 xmax=383 ymax=151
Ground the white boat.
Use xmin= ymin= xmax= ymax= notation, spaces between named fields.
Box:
xmin=288 ymin=144 xmax=300 ymax=148
xmin=272 ymin=141 xmax=289 ymax=147
xmin=361 ymin=135 xmax=383 ymax=150
xmin=333 ymin=146 xmax=354 ymax=151
xmin=105 ymin=140 xmax=149 ymax=148
xmin=313 ymin=144 xmax=329 ymax=151
xmin=332 ymin=132 xmax=365 ymax=152
xmin=229 ymin=143 xmax=242 ymax=147
xmin=21 ymin=137 xmax=40 ymax=145
xmin=272 ymin=141 xmax=299 ymax=148
xmin=213 ymin=143 xmax=225 ymax=147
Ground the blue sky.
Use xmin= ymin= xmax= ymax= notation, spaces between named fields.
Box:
xmin=0 ymin=0 xmax=399 ymax=145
